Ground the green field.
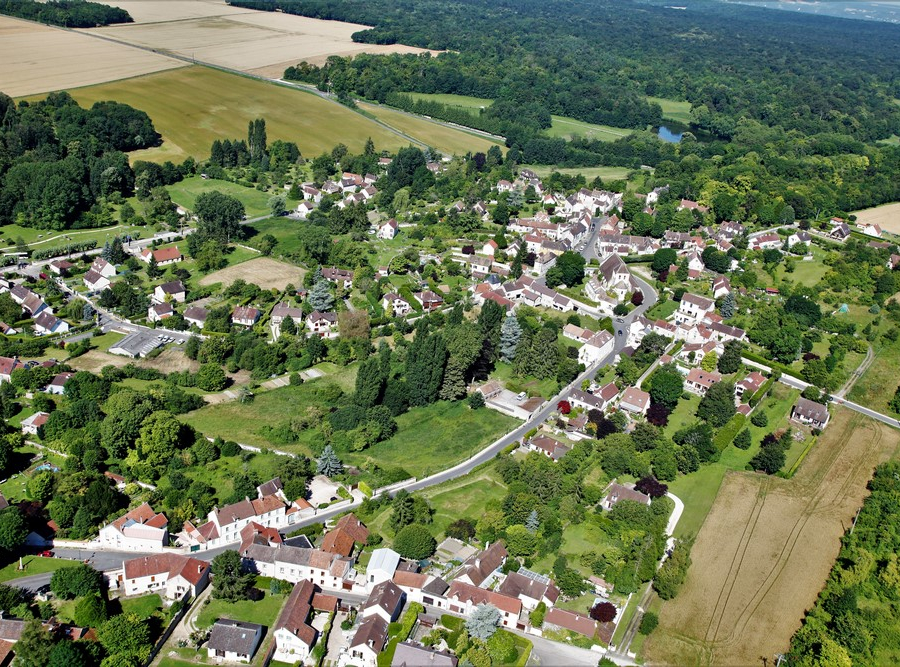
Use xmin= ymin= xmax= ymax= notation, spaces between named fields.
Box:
xmin=647 ymin=96 xmax=693 ymax=124
xmin=519 ymin=164 xmax=632 ymax=181
xmin=0 ymin=223 xmax=145 ymax=253
xmin=167 ymin=177 xmax=294 ymax=219
xmin=0 ymin=556 xmax=80 ymax=583
xmin=357 ymin=102 xmax=503 ymax=155
xmin=62 ymin=66 xmax=413 ymax=163
xmin=544 ymin=115 xmax=634 ymax=142
xmin=245 ymin=217 xmax=307 ymax=256
xmin=405 ymin=92 xmax=493 ymax=110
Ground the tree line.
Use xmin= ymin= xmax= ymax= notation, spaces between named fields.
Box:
xmin=0 ymin=0 xmax=132 ymax=27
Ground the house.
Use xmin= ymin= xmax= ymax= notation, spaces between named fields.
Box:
xmin=240 ymin=544 xmax=354 ymax=590
xmin=147 ymin=302 xmax=174 ymax=323
xmin=497 ymin=570 xmax=560 ymax=610
xmin=527 ymin=435 xmax=572 ymax=462
xmin=184 ymin=306 xmax=208 ymax=329
xmin=366 ymin=548 xmax=401 ymax=586
xmin=332 ymin=513 xmax=369 ymax=543
xmin=578 ymin=330 xmax=614 ymax=367
xmin=544 ymin=608 xmax=599 ymax=639
xmin=712 ymin=275 xmax=731 ymax=299
xmin=445 ymin=581 xmax=521 ymax=628
xmin=82 ymin=268 xmax=111 ymax=292
xmin=0 ymin=322 xmax=17 ymax=336
xmin=787 ymin=231 xmax=812 ymax=247
xmin=685 ymin=250 xmax=705 ymax=273
xmin=456 ymin=542 xmax=507 ymax=588
xmin=345 ymin=616 xmax=389 ymax=667
xmin=321 ymin=267 xmax=354 ymax=289
xmin=154 ymin=280 xmax=186 ymax=304
xmin=382 ymin=293 xmax=412 ymax=317
xmin=33 ymin=312 xmax=68 ymax=335
xmin=675 ymin=293 xmax=716 ymax=325
xmin=588 ymin=254 xmax=635 ymax=301
xmin=271 ymin=303 xmax=304 ymax=329
xmin=392 ymin=643 xmax=458 ymax=667
xmin=533 ymin=251 xmax=557 ymax=276
xmin=678 ymin=199 xmax=709 ymax=214
xmin=482 ymin=239 xmax=498 ymax=256
xmin=735 ymin=371 xmax=766 ymax=399
xmin=45 ymin=371 xmax=74 ymax=395
xmin=618 ymin=387 xmax=650 ymax=415
xmin=119 ymin=553 xmax=209 ymax=599
xmin=20 ymin=411 xmax=48 ymax=435
xmin=238 ymin=521 xmax=283 ymax=553
xmin=302 ymin=184 xmax=323 ymax=203
xmin=361 ymin=580 xmax=405 ymax=623
xmin=21 ymin=293 xmax=49 ymax=319
xmin=100 ymin=502 xmax=168 ymax=551
xmin=858 ymin=221 xmax=883 ymax=238
xmin=207 ymin=619 xmax=263 ymax=664
xmin=296 ymin=201 xmax=315 ymax=219
xmin=569 ymin=384 xmax=618 ymax=412
xmin=414 ymin=290 xmax=444 ymax=312
xmin=685 ymin=368 xmax=723 ymax=396
xmin=791 ymin=397 xmax=830 ymax=429
xmin=751 ymin=233 xmax=782 ymax=251
xmin=829 ymin=220 xmax=851 ymax=240
xmin=48 ymin=259 xmax=74 ymax=276
xmin=273 ymin=580 xmax=337 ymax=664
xmin=602 ymin=483 xmax=651 ymax=510
xmin=140 ymin=246 xmax=183 ymax=265
xmin=91 ymin=257 xmax=117 ymax=278
xmin=0 ymin=357 xmax=25 ymax=384
xmin=307 ymin=311 xmax=337 ymax=337
xmin=232 ymin=306 xmax=261 ymax=327
xmin=377 ymin=219 xmax=399 ymax=240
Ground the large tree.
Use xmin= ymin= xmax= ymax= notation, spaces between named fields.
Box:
xmin=308 ymin=280 xmax=335 ymax=312
xmin=210 ymin=550 xmax=255 ymax=602
xmin=499 ymin=314 xmax=522 ymax=362
xmin=194 ymin=190 xmax=245 ymax=245
xmin=648 ymin=366 xmax=684 ymax=410
xmin=393 ymin=523 xmax=436 ymax=560
xmin=466 ymin=604 xmax=501 ymax=641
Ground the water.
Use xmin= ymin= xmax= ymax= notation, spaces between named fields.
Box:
xmin=34 ymin=463 xmax=60 ymax=473
xmin=657 ymin=125 xmax=684 ymax=143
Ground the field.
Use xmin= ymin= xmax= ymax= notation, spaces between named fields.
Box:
xmin=65 ymin=67 xmax=411 ymax=163
xmin=520 ymin=164 xmax=632 ymax=181
xmin=245 ymin=217 xmax=307 ymax=257
xmin=405 ymin=92 xmax=493 ymax=110
xmin=848 ymin=337 xmax=900 ymax=415
xmin=0 ymin=15 xmax=183 ymax=98
xmin=851 ymin=201 xmax=900 ymax=234
xmin=544 ymin=115 xmax=634 ymax=142
xmin=648 ymin=96 xmax=694 ymax=124
xmin=357 ymin=102 xmax=503 ymax=156
xmin=167 ymin=177 xmax=292 ymax=219
xmin=198 ymin=256 xmax=305 ymax=291
xmin=86 ymin=2 xmax=435 ymax=77
xmin=645 ymin=407 xmax=900 ymax=666
xmin=69 ymin=346 xmax=197 ymax=375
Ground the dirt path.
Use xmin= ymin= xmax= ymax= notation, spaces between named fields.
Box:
xmin=835 ymin=343 xmax=873 ymax=398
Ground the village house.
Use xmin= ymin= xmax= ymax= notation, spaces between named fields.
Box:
xmin=91 ymin=257 xmax=117 ymax=278
xmin=414 ymin=290 xmax=444 ymax=312
xmin=543 ymin=608 xmax=600 ymax=640
xmin=99 ymin=502 xmax=168 ymax=551
xmin=857 ymin=221 xmax=883 ymax=238
xmin=391 ymin=571 xmax=449 ymax=610
xmin=344 ymin=616 xmax=389 ymax=667
xmin=271 ymin=302 xmax=304 ymax=330
xmin=48 ymin=259 xmax=74 ymax=276
xmin=497 ymin=570 xmax=560 ymax=610
xmin=321 ymin=267 xmax=354 ymax=289
xmin=153 ymin=280 xmax=186 ymax=304
xmin=117 ymin=553 xmax=209 ymax=600
xmin=184 ymin=306 xmax=208 ymax=329
xmin=685 ymin=368 xmax=723 ymax=396
xmin=678 ymin=198 xmax=709 ymax=214
xmin=787 ymin=230 xmax=812 ymax=247
xmin=241 ymin=543 xmax=355 ymax=590
xmin=735 ymin=371 xmax=766 ymax=399
xmin=751 ymin=233 xmax=782 ymax=251
xmin=526 ymin=434 xmax=572 ymax=462
xmin=83 ymin=269 xmax=111 ymax=293
xmin=456 ymin=542 xmax=507 ymax=588
xmin=382 ymin=293 xmax=412 ymax=317
xmin=20 ymin=411 xmax=48 ymax=436
xmin=366 ymin=548 xmax=401 ymax=587
xmin=586 ymin=254 xmax=635 ymax=302
xmin=712 ymin=275 xmax=731 ymax=299
xmin=302 ymin=184 xmax=323 ymax=203
xmin=207 ymin=619 xmax=263 ymax=664
xmin=830 ymin=219 xmax=851 ymax=240
xmin=44 ymin=371 xmax=74 ymax=395
xmin=147 ymin=302 xmax=174 ymax=323
xmin=602 ymin=483 xmax=651 ymax=510
xmin=33 ymin=312 xmax=69 ymax=336
xmin=321 ymin=514 xmax=369 ymax=559
xmin=675 ymin=293 xmax=716 ymax=325
xmin=140 ymin=246 xmax=183 ymax=265
xmin=377 ymin=219 xmax=399 ymax=240
xmin=0 ymin=357 xmax=25 ymax=384
xmin=273 ymin=580 xmax=337 ymax=665
xmin=578 ymin=330 xmax=615 ymax=367
xmin=618 ymin=386 xmax=651 ymax=415
xmin=296 ymin=201 xmax=315 ymax=219
xmin=307 ymin=310 xmax=337 ymax=337
xmin=231 ymin=306 xmax=261 ymax=327
xmin=791 ymin=397 xmax=830 ymax=429
xmin=569 ymin=384 xmax=618 ymax=412
xmin=445 ymin=582 xmax=522 ymax=629
xmin=392 ymin=643 xmax=458 ymax=667
xmin=361 ymin=580 xmax=406 ymax=624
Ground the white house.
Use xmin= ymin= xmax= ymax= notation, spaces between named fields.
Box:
xmin=307 ymin=310 xmax=337 ymax=337
xmin=184 ymin=306 xmax=208 ymax=329
xmin=240 ymin=543 xmax=355 ymax=591
xmin=20 ymin=411 xmax=49 ymax=435
xmin=33 ymin=312 xmax=69 ymax=335
xmin=296 ymin=201 xmax=315 ymax=219
xmin=117 ymin=553 xmax=209 ymax=600
xmin=147 ymin=302 xmax=174 ymax=323
xmin=99 ymin=502 xmax=169 ymax=552
xmin=618 ymin=387 xmax=650 ymax=415
xmin=361 ymin=580 xmax=405 ymax=623
xmin=232 ymin=306 xmax=261 ymax=327
xmin=344 ymin=616 xmax=389 ymax=667
xmin=366 ymin=548 xmax=401 ymax=587
xmin=207 ymin=619 xmax=263 ymax=664
xmin=153 ymin=280 xmax=186 ymax=304
xmin=381 ymin=293 xmax=412 ymax=317
xmin=83 ymin=270 xmax=111 ymax=292
xmin=674 ymin=293 xmax=716 ymax=325
xmin=273 ymin=580 xmax=338 ymax=664
xmin=377 ymin=219 xmax=399 ymax=240
xmin=578 ymin=330 xmax=614 ymax=366
xmin=44 ymin=372 xmax=74 ymax=395
xmin=497 ymin=571 xmax=560 ymax=610
xmin=140 ymin=246 xmax=183 ymax=265
xmin=445 ymin=581 xmax=521 ymax=629
xmin=91 ymin=257 xmax=117 ymax=278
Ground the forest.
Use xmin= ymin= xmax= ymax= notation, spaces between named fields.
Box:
xmin=0 ymin=0 xmax=132 ymax=27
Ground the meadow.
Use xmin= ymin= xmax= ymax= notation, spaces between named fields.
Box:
xmin=167 ymin=176 xmax=295 ymax=219
xmin=647 ymin=96 xmax=693 ymax=124
xmin=65 ymin=67 xmax=411 ymax=163
xmin=198 ymin=256 xmax=306 ymax=291
xmin=645 ymin=408 xmax=900 ymax=665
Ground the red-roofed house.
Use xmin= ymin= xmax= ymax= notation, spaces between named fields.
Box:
xmin=118 ymin=553 xmax=209 ymax=599
xmin=20 ymin=412 xmax=48 ymax=435
xmin=446 ymin=581 xmax=521 ymax=628
xmin=685 ymin=368 xmax=723 ymax=396
xmin=544 ymin=608 xmax=599 ymax=639
xmin=99 ymin=502 xmax=169 ymax=551
xmin=273 ymin=580 xmax=322 ymax=664
xmin=140 ymin=246 xmax=183 ymax=265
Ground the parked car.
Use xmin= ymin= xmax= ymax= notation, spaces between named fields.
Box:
xmin=39 ymin=550 xmax=53 ymax=558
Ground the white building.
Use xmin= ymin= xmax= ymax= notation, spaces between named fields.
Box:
xmin=366 ymin=548 xmax=401 ymax=587
xmin=207 ymin=619 xmax=263 ymax=664
xmin=99 ymin=502 xmax=169 ymax=552
xmin=116 ymin=553 xmax=209 ymax=600
xmin=578 ymin=330 xmax=614 ymax=367
xmin=674 ymin=293 xmax=716 ymax=325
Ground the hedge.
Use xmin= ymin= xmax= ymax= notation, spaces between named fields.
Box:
xmin=358 ymin=481 xmax=373 ymax=498
xmin=748 ymin=377 xmax=776 ymax=407
xmin=377 ymin=603 xmax=424 ymax=667
xmin=741 ymin=351 xmax=803 ymax=381
xmin=713 ymin=413 xmax=746 ymax=451
xmin=32 ymin=240 xmax=97 ymax=260
xmin=398 ymin=285 xmax=422 ymax=312
xmin=784 ymin=435 xmax=818 ymax=478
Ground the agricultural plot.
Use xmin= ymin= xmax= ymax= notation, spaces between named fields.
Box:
xmin=544 ymin=115 xmax=634 ymax=142
xmin=851 ymin=201 xmax=900 ymax=234
xmin=644 ymin=408 xmax=900 ymax=666
xmin=198 ymin=257 xmax=305 ymax=291
xmin=167 ymin=176 xmax=290 ymax=219
xmin=519 ymin=164 xmax=632 ymax=181
xmin=66 ymin=67 xmax=410 ymax=163
xmin=0 ymin=15 xmax=182 ymax=98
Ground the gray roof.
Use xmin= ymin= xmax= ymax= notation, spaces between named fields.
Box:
xmin=207 ymin=619 xmax=262 ymax=655
xmin=392 ymin=642 xmax=459 ymax=667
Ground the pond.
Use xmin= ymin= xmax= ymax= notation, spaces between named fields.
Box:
xmin=657 ymin=125 xmax=684 ymax=143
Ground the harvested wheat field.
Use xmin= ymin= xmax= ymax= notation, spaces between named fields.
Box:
xmin=0 ymin=15 xmax=182 ymax=98
xmin=65 ymin=66 xmax=413 ymax=162
xmin=852 ymin=201 xmax=900 ymax=235
xmin=199 ymin=257 xmax=305 ymax=291
xmin=644 ymin=407 xmax=900 ymax=666
xmin=86 ymin=1 xmax=436 ymax=76
xmin=69 ymin=347 xmax=198 ymax=374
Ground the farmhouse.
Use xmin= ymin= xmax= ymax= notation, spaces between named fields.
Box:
xmin=791 ymin=397 xmax=830 ymax=429
xmin=99 ymin=502 xmax=168 ymax=551
xmin=140 ymin=246 xmax=182 ymax=265
xmin=602 ymin=483 xmax=651 ymax=510
xmin=118 ymin=553 xmax=209 ymax=600
xmin=207 ymin=619 xmax=263 ymax=663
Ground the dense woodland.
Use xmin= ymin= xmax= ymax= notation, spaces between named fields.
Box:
xmin=0 ymin=0 xmax=132 ymax=27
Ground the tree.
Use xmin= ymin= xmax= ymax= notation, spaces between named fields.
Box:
xmin=751 ymin=411 xmax=768 ymax=427
xmin=554 ymin=251 xmax=586 ymax=287
xmin=194 ymin=191 xmax=244 ymax=245
xmin=12 ymin=619 xmax=53 ymax=667
xmin=499 ymin=314 xmax=522 ymax=362
xmin=211 ymin=550 xmax=254 ymax=601
xmin=355 ymin=357 xmax=384 ymax=408
xmin=734 ymin=429 xmax=752 ymax=450
xmin=268 ymin=195 xmax=285 ymax=217
xmin=135 ymin=411 xmax=185 ymax=475
xmin=196 ymin=363 xmax=227 ymax=392
xmin=589 ymin=601 xmax=617 ymax=623
xmin=654 ymin=539 xmax=692 ymax=600
xmin=651 ymin=248 xmax=677 ymax=274
xmin=195 ymin=238 xmax=226 ymax=272
xmin=696 ymin=381 xmax=736 ymax=427
xmin=639 ymin=612 xmax=659 ymax=635
xmin=317 ymin=445 xmax=343 ymax=477
xmin=0 ymin=507 xmax=27 ymax=553
xmin=648 ymin=366 xmax=683 ymax=409
xmin=50 ymin=563 xmax=104 ymax=599
xmin=631 ymin=290 xmax=644 ymax=306
xmin=97 ymin=612 xmax=152 ymax=664
xmin=308 ymin=280 xmax=334 ymax=312
xmin=74 ymin=591 xmax=108 ymax=627
xmin=635 ymin=476 xmax=669 ymax=498
xmin=393 ymin=524 xmax=436 ymax=560
xmin=466 ymin=604 xmax=501 ymax=641
xmin=47 ymin=641 xmax=94 ymax=667
xmin=557 ymin=400 xmax=572 ymax=415
xmin=717 ymin=340 xmax=743 ymax=374
xmin=468 ymin=392 xmax=485 ymax=409
xmin=720 ymin=292 xmax=736 ymax=319
xmin=505 ymin=524 xmax=538 ymax=556
xmin=446 ymin=518 xmax=476 ymax=541
xmin=700 ymin=351 xmax=718 ymax=372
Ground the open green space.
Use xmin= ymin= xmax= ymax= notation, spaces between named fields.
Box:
xmin=119 ymin=593 xmax=164 ymax=620
xmin=520 ymin=164 xmax=632 ymax=181
xmin=491 ymin=361 xmax=559 ymax=399
xmin=849 ymin=337 xmax=900 ymax=415
xmin=62 ymin=66 xmax=412 ymax=164
xmin=195 ymin=582 xmax=287 ymax=629
xmin=0 ymin=556 xmax=80 ymax=583
xmin=0 ymin=223 xmax=145 ymax=252
xmin=405 ymin=92 xmax=493 ymax=110
xmin=245 ymin=217 xmax=307 ymax=257
xmin=167 ymin=176 xmax=295 ymax=219
xmin=645 ymin=299 xmax=679 ymax=321
xmin=544 ymin=115 xmax=634 ymax=142
xmin=647 ymin=96 xmax=693 ymax=124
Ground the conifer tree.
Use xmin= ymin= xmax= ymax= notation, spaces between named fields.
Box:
xmin=317 ymin=445 xmax=343 ymax=477
xmin=499 ymin=314 xmax=522 ymax=362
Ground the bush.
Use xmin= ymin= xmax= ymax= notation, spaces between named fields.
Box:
xmin=639 ymin=612 xmax=659 ymax=635
xmin=734 ymin=429 xmax=752 ymax=450
xmin=219 ymin=440 xmax=241 ymax=456
xmin=750 ymin=411 xmax=769 ymax=427
xmin=468 ymin=392 xmax=485 ymax=409
xmin=393 ymin=524 xmax=436 ymax=560
xmin=712 ymin=414 xmax=746 ymax=451
xmin=51 ymin=564 xmax=104 ymax=599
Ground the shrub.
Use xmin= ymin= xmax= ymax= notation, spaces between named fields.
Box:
xmin=734 ymin=429 xmax=752 ymax=450
xmin=639 ymin=612 xmax=659 ymax=635
xmin=393 ymin=524 xmax=436 ymax=560
xmin=589 ymin=601 xmax=617 ymax=623
xmin=750 ymin=411 xmax=769 ymax=427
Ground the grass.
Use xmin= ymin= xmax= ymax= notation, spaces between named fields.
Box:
xmin=404 ymin=92 xmax=493 ymax=110
xmin=167 ymin=176 xmax=291 ymax=219
xmin=849 ymin=337 xmax=900 ymax=415
xmin=418 ymin=467 xmax=508 ymax=538
xmin=64 ymin=66 xmax=413 ymax=163
xmin=645 ymin=299 xmax=679 ymax=321
xmin=647 ymin=96 xmax=693 ymax=124
xmin=244 ymin=217 xmax=308 ymax=257
xmin=195 ymin=584 xmax=287 ymax=629
xmin=663 ymin=393 xmax=702 ymax=439
xmin=491 ymin=361 xmax=559 ymax=399
xmin=120 ymin=593 xmax=164 ymax=620
xmin=357 ymin=101 xmax=503 ymax=155
xmin=0 ymin=223 xmax=145 ymax=252
xmin=544 ymin=115 xmax=634 ymax=142
xmin=0 ymin=556 xmax=80 ymax=583
xmin=519 ymin=164 xmax=632 ymax=181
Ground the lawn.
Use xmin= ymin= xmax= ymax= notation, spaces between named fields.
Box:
xmin=544 ymin=115 xmax=634 ymax=142
xmin=404 ymin=92 xmax=493 ymax=110
xmin=195 ymin=584 xmax=287 ymax=629
xmin=647 ymin=96 xmax=693 ymax=124
xmin=849 ymin=337 xmax=900 ymax=415
xmin=64 ymin=66 xmax=411 ymax=163
xmin=120 ymin=593 xmax=164 ymax=620
xmin=645 ymin=298 xmax=678 ymax=321
xmin=0 ymin=223 xmax=144 ymax=252
xmin=491 ymin=361 xmax=559 ymax=399
xmin=419 ymin=466 xmax=508 ymax=537
xmin=0 ymin=556 xmax=80 ymax=583
xmin=168 ymin=176 xmax=291 ymax=219
xmin=520 ymin=164 xmax=632 ymax=181
xmin=663 ymin=393 xmax=702 ymax=439
xmin=357 ymin=101 xmax=503 ymax=155
xmin=245 ymin=217 xmax=308 ymax=257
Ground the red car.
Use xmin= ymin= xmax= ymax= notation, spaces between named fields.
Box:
xmin=39 ymin=550 xmax=53 ymax=558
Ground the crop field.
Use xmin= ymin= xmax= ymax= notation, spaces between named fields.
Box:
xmin=357 ymin=102 xmax=503 ymax=156
xmin=85 ymin=2 xmax=435 ymax=77
xmin=198 ymin=256 xmax=305 ymax=291
xmin=645 ymin=408 xmax=900 ymax=666
xmin=852 ymin=201 xmax=900 ymax=234
xmin=66 ymin=66 xmax=410 ymax=163
xmin=520 ymin=165 xmax=632 ymax=181
xmin=0 ymin=15 xmax=182 ymax=98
